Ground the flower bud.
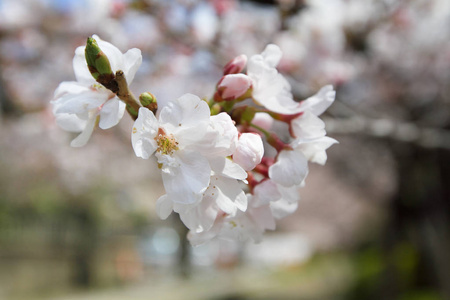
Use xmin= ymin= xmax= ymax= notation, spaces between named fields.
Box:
xmin=252 ymin=112 xmax=274 ymax=131
xmin=139 ymin=92 xmax=156 ymax=106
xmin=139 ymin=92 xmax=158 ymax=114
xmin=233 ymin=133 xmax=264 ymax=171
xmin=85 ymin=37 xmax=115 ymax=86
xmin=215 ymin=74 xmax=252 ymax=102
xmin=223 ymin=54 xmax=247 ymax=75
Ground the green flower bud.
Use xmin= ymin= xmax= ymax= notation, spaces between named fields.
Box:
xmin=85 ymin=37 xmax=114 ymax=84
xmin=139 ymin=92 xmax=158 ymax=114
xmin=139 ymin=92 xmax=156 ymax=107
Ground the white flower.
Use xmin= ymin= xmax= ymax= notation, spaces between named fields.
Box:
xmin=247 ymin=44 xmax=336 ymax=116
xmin=156 ymin=157 xmax=248 ymax=233
xmin=188 ymin=197 xmax=275 ymax=246
xmin=52 ymin=34 xmax=142 ymax=147
xmin=132 ymin=94 xmax=213 ymax=204
xmin=247 ymin=44 xmax=299 ymax=115
xmin=289 ymin=105 xmax=338 ymax=165
xmin=233 ymin=133 xmax=264 ymax=171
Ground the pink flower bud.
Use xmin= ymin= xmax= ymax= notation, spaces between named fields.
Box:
xmin=233 ymin=133 xmax=264 ymax=171
xmin=252 ymin=112 xmax=274 ymax=131
xmin=223 ymin=54 xmax=247 ymax=75
xmin=216 ymin=74 xmax=252 ymax=101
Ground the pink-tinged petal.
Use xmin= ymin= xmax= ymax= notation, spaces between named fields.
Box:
xmin=294 ymin=136 xmax=338 ymax=165
xmin=156 ymin=194 xmax=173 ymax=220
xmin=291 ymin=111 xmax=326 ymax=139
xmin=73 ymin=46 xmax=96 ymax=85
xmin=299 ymin=85 xmax=336 ymax=116
xmin=269 ymin=150 xmax=309 ymax=187
xmin=253 ymin=180 xmax=281 ymax=207
xmin=233 ymin=133 xmax=264 ymax=171
xmin=270 ymin=199 xmax=298 ymax=219
xmin=252 ymin=112 xmax=274 ymax=131
xmin=261 ymin=44 xmax=282 ymax=68
xmin=217 ymin=74 xmax=252 ymax=101
xmin=223 ymin=54 xmax=247 ymax=75
xmin=70 ymin=116 xmax=97 ymax=147
xmin=131 ymin=107 xmax=159 ymax=159
xmin=122 ymin=48 xmax=142 ymax=84
xmin=99 ymin=98 xmax=125 ymax=129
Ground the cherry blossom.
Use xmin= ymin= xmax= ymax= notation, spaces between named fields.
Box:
xmin=52 ymin=35 xmax=142 ymax=147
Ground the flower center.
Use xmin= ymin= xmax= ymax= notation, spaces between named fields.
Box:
xmin=155 ymin=128 xmax=179 ymax=155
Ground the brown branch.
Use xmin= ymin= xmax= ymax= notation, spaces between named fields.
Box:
xmin=114 ymin=70 xmax=141 ymax=120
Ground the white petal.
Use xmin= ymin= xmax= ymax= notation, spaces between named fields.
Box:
xmin=122 ymin=48 xmax=142 ymax=84
xmin=196 ymin=113 xmax=238 ymax=157
xmin=73 ymin=46 xmax=96 ymax=85
xmin=159 ymin=94 xmax=210 ymax=146
xmin=209 ymin=157 xmax=247 ymax=180
xmin=261 ymin=44 xmax=282 ymax=68
xmin=249 ymin=205 xmax=276 ymax=231
xmin=269 ymin=150 xmax=309 ymax=187
xmin=214 ymin=176 xmax=248 ymax=213
xmin=291 ymin=110 xmax=326 ymax=139
xmin=70 ymin=116 xmax=97 ymax=147
xmin=131 ymin=107 xmax=159 ymax=159
xmin=176 ymin=199 xmax=219 ymax=232
xmin=54 ymin=90 xmax=108 ymax=116
xmin=270 ymin=199 xmax=298 ymax=219
xmin=54 ymin=113 xmax=87 ymax=132
xmin=278 ymin=184 xmax=300 ymax=203
xmin=53 ymin=81 xmax=89 ymax=99
xmin=188 ymin=223 xmax=222 ymax=246
xmin=299 ymin=85 xmax=336 ymax=116
xmin=253 ymin=180 xmax=282 ymax=207
xmin=156 ymin=194 xmax=173 ymax=220
xmin=99 ymin=98 xmax=125 ymax=129
xmin=294 ymin=136 xmax=338 ymax=165
xmin=163 ymin=151 xmax=210 ymax=204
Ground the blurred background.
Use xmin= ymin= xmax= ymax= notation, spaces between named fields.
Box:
xmin=0 ymin=0 xmax=449 ymax=299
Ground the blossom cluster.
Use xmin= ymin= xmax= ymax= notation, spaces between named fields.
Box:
xmin=52 ymin=35 xmax=337 ymax=245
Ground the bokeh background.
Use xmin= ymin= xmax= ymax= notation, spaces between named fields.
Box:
xmin=1 ymin=0 xmax=450 ymax=299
